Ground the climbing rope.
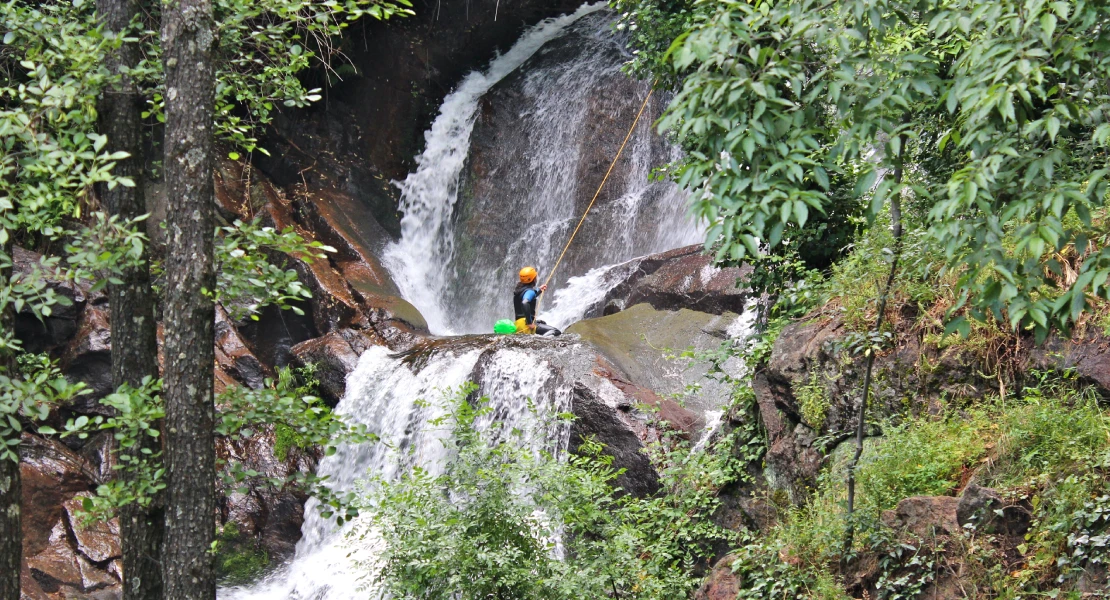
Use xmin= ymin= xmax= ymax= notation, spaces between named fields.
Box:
xmin=537 ymin=84 xmax=655 ymax=315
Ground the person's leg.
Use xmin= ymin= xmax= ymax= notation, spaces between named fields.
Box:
xmin=534 ymin=322 xmax=561 ymax=337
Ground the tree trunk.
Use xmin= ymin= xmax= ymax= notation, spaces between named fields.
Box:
xmin=0 ymin=448 xmax=18 ymax=600
xmin=842 ymin=133 xmax=907 ymax=561
xmin=0 ymin=237 xmax=18 ymax=599
xmin=160 ymin=0 xmax=217 ymax=597
xmin=96 ymin=1 xmax=164 ymax=597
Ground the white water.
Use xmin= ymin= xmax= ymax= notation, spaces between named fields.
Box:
xmin=384 ymin=8 xmax=701 ymax=335
xmin=383 ymin=3 xmax=607 ymax=333
xmin=222 ymin=345 xmax=572 ymax=599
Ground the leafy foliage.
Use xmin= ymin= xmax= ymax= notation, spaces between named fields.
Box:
xmin=363 ymin=385 xmax=738 ymax=599
xmin=656 ymin=0 xmax=1110 ymax=342
xmin=211 ymin=218 xmax=335 ymax=321
xmin=0 ymin=355 xmax=85 ymax=462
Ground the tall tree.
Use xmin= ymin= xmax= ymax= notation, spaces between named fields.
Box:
xmin=96 ymin=0 xmax=164 ymax=597
xmin=0 ymin=238 xmax=18 ymax=600
xmin=160 ymin=0 xmax=217 ymax=596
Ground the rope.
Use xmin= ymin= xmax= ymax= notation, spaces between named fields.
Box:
xmin=536 ymin=84 xmax=655 ymax=316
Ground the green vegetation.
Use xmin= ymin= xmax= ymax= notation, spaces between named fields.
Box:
xmin=214 ymin=522 xmax=270 ymax=586
xmin=362 ymin=384 xmax=742 ymax=600
xmin=722 ymin=369 xmax=1110 ymax=597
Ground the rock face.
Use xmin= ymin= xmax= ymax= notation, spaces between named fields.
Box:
xmin=956 ymin=483 xmax=1031 ymax=536
xmin=881 ymin=496 xmax=962 ymax=537
xmin=298 ymin=0 xmax=585 ymax=186
xmin=290 ymin=328 xmax=381 ymax=406
xmin=20 ymin=435 xmax=121 ymax=599
xmin=693 ymin=555 xmax=739 ymax=600
xmin=216 ymin=431 xmax=319 ymax=562
xmin=568 ymin=303 xmax=752 ymax=416
xmin=589 ymin=246 xmax=751 ymax=319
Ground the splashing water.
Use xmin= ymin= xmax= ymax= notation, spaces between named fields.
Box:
xmin=221 ymin=344 xmax=573 ymax=599
xmin=384 ymin=8 xmax=701 ymax=335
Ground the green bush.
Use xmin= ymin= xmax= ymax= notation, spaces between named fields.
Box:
xmin=360 ymin=385 xmax=737 ymax=600
xmin=857 ymin=414 xmax=988 ymax=513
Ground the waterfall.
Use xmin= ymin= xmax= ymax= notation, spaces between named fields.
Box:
xmin=222 ymin=344 xmax=573 ymax=599
xmin=384 ymin=7 xmax=702 ymax=335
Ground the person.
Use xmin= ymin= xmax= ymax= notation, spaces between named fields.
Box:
xmin=514 ymin=266 xmax=561 ymax=336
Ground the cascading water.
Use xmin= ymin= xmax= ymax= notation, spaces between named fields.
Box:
xmin=224 ymin=8 xmax=723 ymax=597
xmin=222 ymin=344 xmax=573 ymax=599
xmin=385 ymin=7 xmax=702 ymax=334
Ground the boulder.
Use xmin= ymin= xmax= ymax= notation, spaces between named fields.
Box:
xmin=956 ymin=483 xmax=1031 ymax=536
xmin=880 ymin=496 xmax=961 ymax=537
xmin=590 ymin=246 xmax=751 ymax=318
xmin=59 ymin=306 xmax=113 ymax=409
xmin=694 ymin=555 xmax=739 ymax=600
xmin=215 ymin=306 xmax=271 ymax=390
xmin=568 ymin=303 xmax=752 ymax=417
xmin=20 ymin=435 xmax=119 ymax=598
xmin=392 ymin=333 xmax=712 ymax=498
xmin=751 ymin=371 xmax=824 ymax=502
xmin=63 ymin=494 xmax=121 ymax=563
xmin=290 ymin=328 xmax=382 ymax=406
xmin=216 ymin=428 xmax=318 ymax=561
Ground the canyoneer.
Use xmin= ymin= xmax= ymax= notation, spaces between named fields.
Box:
xmin=514 ymin=266 xmax=561 ymax=336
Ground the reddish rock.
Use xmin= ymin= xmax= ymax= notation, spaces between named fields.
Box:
xmin=20 ymin=435 xmax=119 ymax=597
xmin=215 ymin=306 xmax=271 ymax=390
xmin=290 ymin=328 xmax=382 ymax=406
xmin=20 ymin=436 xmax=98 ymax=557
xmin=216 ymin=428 xmax=317 ymax=561
xmin=694 ymin=555 xmax=739 ymax=600
xmin=63 ymin=494 xmax=121 ymax=563
xmin=881 ymin=495 xmax=961 ymax=537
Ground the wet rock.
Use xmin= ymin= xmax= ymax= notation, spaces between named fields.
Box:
xmin=13 ymin=246 xmax=86 ymax=354
xmin=20 ymin=435 xmax=119 ymax=597
xmin=568 ymin=303 xmax=752 ymax=417
xmin=63 ymin=494 xmax=121 ymax=563
xmin=590 ymin=246 xmax=752 ymax=318
xmin=216 ymin=428 xmax=317 ymax=561
xmin=272 ymin=0 xmax=584 ymax=187
xmin=214 ymin=157 xmax=426 ymax=339
xmin=59 ymin=306 xmax=113 ymax=408
xmin=694 ymin=555 xmax=739 ymax=600
xmin=20 ymin=435 xmax=98 ymax=557
xmin=290 ymin=328 xmax=382 ymax=406
xmin=880 ymin=496 xmax=961 ymax=537
xmin=236 ymin=302 xmax=318 ymax=369
xmin=569 ymin=379 xmax=661 ymax=497
xmin=956 ymin=483 xmax=1031 ymax=536
xmin=216 ymin=306 xmax=271 ymax=390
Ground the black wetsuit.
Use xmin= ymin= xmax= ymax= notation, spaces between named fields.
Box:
xmin=513 ymin=282 xmax=560 ymax=336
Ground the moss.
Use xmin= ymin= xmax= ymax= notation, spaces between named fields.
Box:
xmin=273 ymin=423 xmax=296 ymax=462
xmin=215 ymin=522 xmax=270 ymax=586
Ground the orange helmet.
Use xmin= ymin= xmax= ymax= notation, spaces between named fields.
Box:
xmin=519 ymin=266 xmax=538 ymax=283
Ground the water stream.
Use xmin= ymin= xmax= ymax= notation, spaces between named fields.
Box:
xmin=384 ymin=7 xmax=701 ymax=334
xmin=223 ymin=6 xmax=711 ymax=597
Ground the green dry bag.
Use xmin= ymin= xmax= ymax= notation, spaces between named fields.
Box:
xmin=493 ymin=319 xmax=516 ymax=335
